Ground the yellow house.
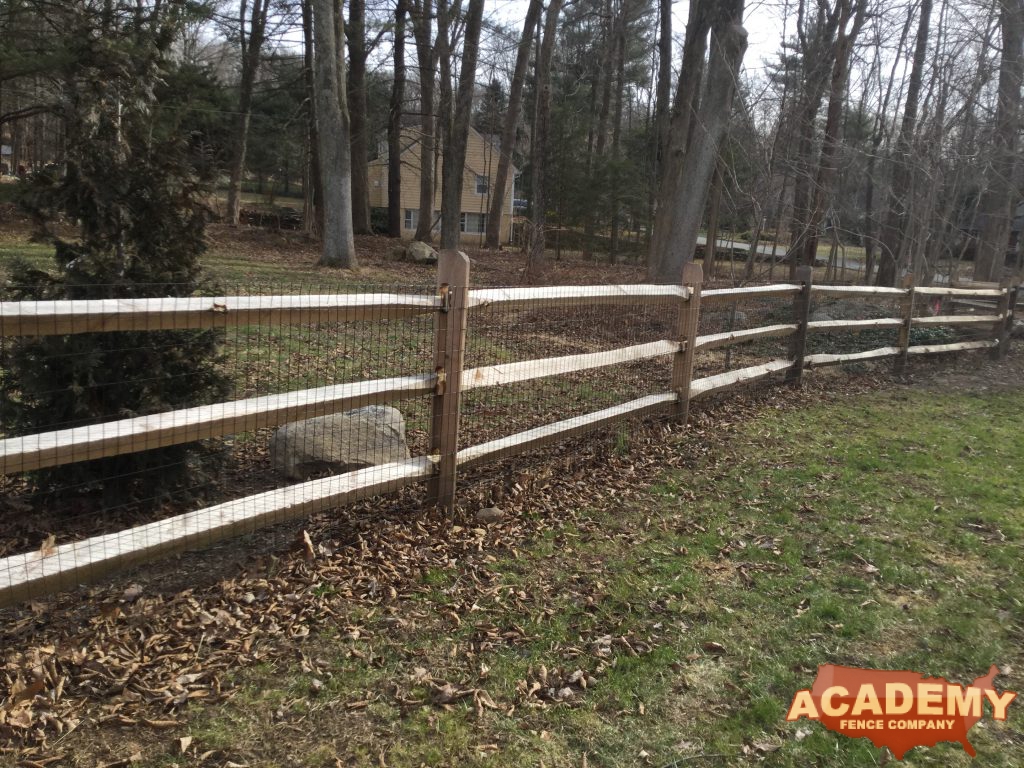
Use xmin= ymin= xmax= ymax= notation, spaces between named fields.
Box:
xmin=367 ymin=126 xmax=518 ymax=245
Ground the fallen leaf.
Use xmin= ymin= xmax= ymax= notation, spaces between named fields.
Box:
xmin=39 ymin=534 xmax=57 ymax=558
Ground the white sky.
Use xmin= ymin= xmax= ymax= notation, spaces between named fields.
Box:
xmin=487 ymin=0 xmax=788 ymax=75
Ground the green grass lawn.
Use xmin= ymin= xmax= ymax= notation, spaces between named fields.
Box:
xmin=151 ymin=385 xmax=1023 ymax=767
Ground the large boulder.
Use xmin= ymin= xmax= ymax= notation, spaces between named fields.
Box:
xmin=407 ymin=241 xmax=439 ymax=264
xmin=271 ymin=405 xmax=410 ymax=481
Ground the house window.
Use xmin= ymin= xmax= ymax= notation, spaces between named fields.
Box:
xmin=476 ymin=174 xmax=488 ymax=194
xmin=404 ymin=209 xmax=418 ymax=230
xmin=460 ymin=212 xmax=486 ymax=234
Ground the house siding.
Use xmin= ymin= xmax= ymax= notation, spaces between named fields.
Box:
xmin=367 ymin=126 xmax=516 ymax=245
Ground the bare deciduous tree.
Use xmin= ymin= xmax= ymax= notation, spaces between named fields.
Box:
xmin=313 ymin=0 xmax=357 ymax=268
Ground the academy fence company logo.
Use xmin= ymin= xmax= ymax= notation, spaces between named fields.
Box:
xmin=786 ymin=664 xmax=1017 ymax=759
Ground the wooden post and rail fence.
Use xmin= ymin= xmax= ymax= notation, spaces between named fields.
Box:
xmin=0 ymin=253 xmax=1017 ymax=607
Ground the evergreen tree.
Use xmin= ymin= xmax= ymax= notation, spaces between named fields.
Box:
xmin=473 ymin=78 xmax=507 ymax=135
xmin=1 ymin=1 xmax=231 ymax=508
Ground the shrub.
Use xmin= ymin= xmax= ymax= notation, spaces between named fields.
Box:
xmin=0 ymin=23 xmax=231 ymax=511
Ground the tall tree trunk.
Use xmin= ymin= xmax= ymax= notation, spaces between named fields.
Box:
xmin=875 ymin=0 xmax=932 ymax=286
xmin=608 ymin=4 xmax=628 ymax=262
xmin=348 ymin=0 xmax=372 ymax=233
xmin=387 ymin=0 xmax=407 ymax=238
xmin=861 ymin=11 xmax=915 ymax=283
xmin=704 ymin=159 xmax=725 ymax=278
xmin=798 ymin=0 xmax=866 ymax=272
xmin=645 ymin=0 xmax=714 ymax=275
xmin=439 ymin=0 xmax=484 ymax=249
xmin=786 ymin=99 xmax=817 ymax=279
xmin=783 ymin=0 xmax=847 ymax=279
xmin=974 ymin=0 xmax=1024 ymax=281
xmin=313 ymin=0 xmax=357 ymax=268
xmin=582 ymin=3 xmax=618 ymax=259
xmin=226 ymin=0 xmax=269 ymax=227
xmin=302 ymin=0 xmax=323 ymax=235
xmin=647 ymin=0 xmax=747 ymax=283
xmin=484 ymin=0 xmax=542 ymax=248
xmin=411 ymin=0 xmax=436 ymax=242
xmin=653 ymin=0 xmax=672 ymax=178
xmin=525 ymin=0 xmax=565 ymax=280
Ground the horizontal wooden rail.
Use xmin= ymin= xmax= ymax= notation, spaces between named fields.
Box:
xmin=913 ymin=314 xmax=1003 ymax=326
xmin=462 ymin=340 xmax=677 ymax=390
xmin=915 ymin=286 xmax=1005 ymax=298
xmin=701 ymin=284 xmax=800 ymax=304
xmin=457 ymin=393 xmax=677 ymax=469
xmin=807 ymin=318 xmax=904 ymax=332
xmin=907 ymin=340 xmax=995 ymax=355
xmin=0 ymin=293 xmax=437 ymax=337
xmin=811 ymin=285 xmax=908 ymax=298
xmin=805 ymin=347 xmax=899 ymax=367
xmin=0 ymin=375 xmax=435 ymax=474
xmin=695 ymin=324 xmax=797 ymax=351
xmin=467 ymin=284 xmax=689 ymax=311
xmin=0 ymin=457 xmax=435 ymax=608
xmin=953 ymin=279 xmax=1001 ymax=289
xmin=951 ymin=298 xmax=999 ymax=311
xmin=689 ymin=359 xmax=792 ymax=398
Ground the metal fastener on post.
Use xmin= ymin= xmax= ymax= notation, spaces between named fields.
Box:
xmin=673 ymin=262 xmax=703 ymax=424
xmin=427 ymin=250 xmax=470 ymax=510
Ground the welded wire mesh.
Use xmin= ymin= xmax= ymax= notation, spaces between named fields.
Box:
xmin=0 ymin=281 xmax=435 ymax=603
xmin=460 ymin=296 xmax=674 ymax=450
xmin=694 ymin=295 xmax=796 ymax=381
xmin=805 ymin=291 xmax=906 ymax=359
xmin=0 ymin=271 xmax=1009 ymax=610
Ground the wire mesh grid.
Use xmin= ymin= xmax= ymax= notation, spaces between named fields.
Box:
xmin=694 ymin=295 xmax=796 ymax=380
xmin=0 ymin=281 xmax=436 ymax=600
xmin=459 ymin=296 xmax=675 ymax=451
xmin=0 ymin=271 xmax=1008 ymax=609
xmin=805 ymin=291 xmax=906 ymax=359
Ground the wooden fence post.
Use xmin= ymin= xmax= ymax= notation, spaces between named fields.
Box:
xmin=673 ymin=262 xmax=703 ymax=424
xmin=785 ymin=265 xmax=813 ymax=385
xmin=991 ymin=279 xmax=1017 ymax=360
xmin=427 ymin=250 xmax=471 ymax=510
xmin=894 ymin=274 xmax=915 ymax=375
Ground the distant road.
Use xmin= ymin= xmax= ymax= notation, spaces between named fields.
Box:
xmin=695 ymin=235 xmax=865 ymax=273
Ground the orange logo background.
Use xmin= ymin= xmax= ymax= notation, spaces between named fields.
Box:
xmin=787 ymin=664 xmax=1016 ymax=759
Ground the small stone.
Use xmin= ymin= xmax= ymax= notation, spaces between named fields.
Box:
xmin=556 ymin=686 xmax=575 ymax=700
xmin=475 ymin=507 xmax=505 ymax=523
xmin=407 ymin=241 xmax=439 ymax=264
xmin=121 ymin=583 xmax=144 ymax=603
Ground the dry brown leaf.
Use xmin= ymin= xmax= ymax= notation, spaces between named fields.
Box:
xmin=39 ymin=534 xmax=57 ymax=558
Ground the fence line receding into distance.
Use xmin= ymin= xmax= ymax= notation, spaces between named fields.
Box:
xmin=0 ymin=252 xmax=1017 ymax=607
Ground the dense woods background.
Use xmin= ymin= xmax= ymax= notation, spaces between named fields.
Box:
xmin=1 ymin=0 xmax=1022 ymax=283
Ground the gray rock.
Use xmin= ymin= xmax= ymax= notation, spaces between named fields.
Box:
xmin=810 ymin=310 xmax=834 ymax=323
xmin=475 ymin=507 xmax=505 ymax=524
xmin=271 ymin=405 xmax=410 ymax=481
xmin=730 ymin=310 xmax=748 ymax=326
xmin=407 ymin=241 xmax=439 ymax=264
